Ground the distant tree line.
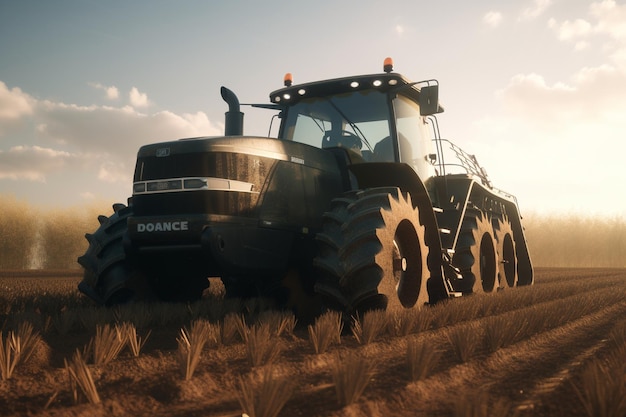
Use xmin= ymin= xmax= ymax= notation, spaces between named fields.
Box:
xmin=522 ymin=212 xmax=625 ymax=268
xmin=0 ymin=195 xmax=624 ymax=270
xmin=0 ymin=196 xmax=106 ymax=269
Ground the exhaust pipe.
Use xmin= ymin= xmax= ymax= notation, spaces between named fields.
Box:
xmin=220 ymin=86 xmax=244 ymax=136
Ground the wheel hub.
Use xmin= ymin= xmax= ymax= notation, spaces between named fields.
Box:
xmin=393 ymin=255 xmax=407 ymax=273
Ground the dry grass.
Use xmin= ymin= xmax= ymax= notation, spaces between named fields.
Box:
xmin=332 ymin=352 xmax=376 ymax=406
xmin=118 ymin=322 xmax=151 ymax=357
xmin=572 ymin=320 xmax=626 ymax=417
xmin=1 ymin=269 xmax=625 ymax=416
xmin=573 ymin=359 xmax=626 ymax=417
xmin=64 ymin=350 xmax=100 ymax=404
xmin=0 ymin=196 xmax=38 ymax=269
xmin=523 ymin=213 xmax=626 ymax=267
xmin=237 ymin=366 xmax=294 ymax=417
xmin=308 ymin=310 xmax=343 ymax=354
xmin=222 ymin=313 xmax=246 ymax=345
xmin=483 ymin=314 xmax=525 ymax=353
xmin=87 ymin=323 xmax=127 ymax=365
xmin=351 ymin=309 xmax=387 ymax=345
xmin=1 ymin=195 xmax=625 ymax=271
xmin=406 ymin=336 xmax=441 ymax=381
xmin=257 ymin=310 xmax=297 ymax=338
xmin=388 ymin=308 xmax=433 ymax=337
xmin=453 ymin=391 xmax=516 ymax=417
xmin=177 ymin=319 xmax=213 ymax=380
xmin=112 ymin=303 xmax=155 ymax=329
xmin=244 ymin=322 xmax=282 ymax=367
xmin=51 ymin=311 xmax=77 ymax=335
xmin=0 ymin=322 xmax=41 ymax=380
xmin=447 ymin=322 xmax=483 ymax=363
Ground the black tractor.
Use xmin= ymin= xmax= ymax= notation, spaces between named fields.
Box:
xmin=78 ymin=58 xmax=533 ymax=316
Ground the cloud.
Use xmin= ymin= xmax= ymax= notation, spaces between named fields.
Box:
xmin=0 ymin=145 xmax=81 ymax=181
xmin=0 ymin=82 xmax=34 ymax=135
xmin=98 ymin=160 xmax=131 ymax=183
xmin=35 ymin=101 xmax=221 ymax=158
xmin=590 ymin=0 xmax=626 ymax=40
xmin=0 ymin=81 xmax=223 ymax=185
xmin=89 ymin=82 xmax=119 ymax=100
xmin=472 ymin=63 xmax=626 ymax=216
xmin=483 ymin=11 xmax=503 ymax=28
xmin=548 ymin=18 xmax=592 ymax=41
xmin=496 ymin=64 xmax=626 ymax=127
xmin=547 ymin=1 xmax=626 ymax=55
xmin=520 ymin=0 xmax=552 ymax=20
xmin=129 ymin=87 xmax=150 ymax=108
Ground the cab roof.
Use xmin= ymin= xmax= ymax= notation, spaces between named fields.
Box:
xmin=269 ymin=72 xmax=422 ymax=106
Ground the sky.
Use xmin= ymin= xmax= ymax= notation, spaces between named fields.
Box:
xmin=1 ymin=0 xmax=625 ymax=219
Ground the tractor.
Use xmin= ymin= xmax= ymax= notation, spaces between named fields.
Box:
xmin=78 ymin=58 xmax=533 ymax=316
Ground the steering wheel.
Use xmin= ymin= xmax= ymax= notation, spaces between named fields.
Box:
xmin=322 ymin=130 xmax=363 ymax=150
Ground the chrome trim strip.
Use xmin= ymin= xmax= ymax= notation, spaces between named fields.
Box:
xmin=133 ymin=177 xmax=258 ymax=195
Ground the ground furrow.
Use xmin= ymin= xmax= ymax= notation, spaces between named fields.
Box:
xmin=388 ymin=301 xmax=626 ymax=416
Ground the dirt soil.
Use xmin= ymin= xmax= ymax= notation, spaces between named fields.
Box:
xmin=1 ymin=267 xmax=625 ymax=417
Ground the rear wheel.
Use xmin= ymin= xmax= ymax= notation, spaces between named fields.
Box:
xmin=494 ymin=215 xmax=518 ymax=288
xmin=314 ymin=188 xmax=430 ymax=315
xmin=453 ymin=211 xmax=498 ymax=294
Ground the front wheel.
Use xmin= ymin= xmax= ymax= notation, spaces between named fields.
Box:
xmin=314 ymin=188 xmax=430 ymax=315
xmin=77 ymin=203 xmax=153 ymax=305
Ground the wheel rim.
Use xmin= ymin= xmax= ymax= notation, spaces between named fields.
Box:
xmin=392 ymin=219 xmax=423 ymax=308
xmin=479 ymin=232 xmax=497 ymax=292
xmin=502 ymin=234 xmax=516 ymax=286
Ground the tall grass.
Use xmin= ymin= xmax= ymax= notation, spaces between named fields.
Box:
xmin=0 ymin=195 xmax=105 ymax=270
xmin=0 ymin=196 xmax=38 ymax=269
xmin=40 ymin=207 xmax=99 ymax=269
xmin=523 ymin=212 xmax=626 ymax=267
xmin=1 ymin=196 xmax=625 ymax=270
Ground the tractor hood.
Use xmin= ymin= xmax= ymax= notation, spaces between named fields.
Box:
xmin=130 ymin=136 xmax=344 ymax=229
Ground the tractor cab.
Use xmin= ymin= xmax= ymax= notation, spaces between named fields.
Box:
xmin=270 ymin=58 xmax=443 ymax=183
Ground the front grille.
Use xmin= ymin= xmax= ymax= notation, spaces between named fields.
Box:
xmin=131 ymin=152 xmax=276 ymax=217
xmin=132 ymin=190 xmax=259 ymax=217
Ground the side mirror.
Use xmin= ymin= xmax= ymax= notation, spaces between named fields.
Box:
xmin=419 ymin=85 xmax=440 ymax=116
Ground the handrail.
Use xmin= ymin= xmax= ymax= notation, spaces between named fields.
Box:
xmin=431 ymin=138 xmax=518 ymax=204
xmin=432 ymin=138 xmax=491 ymax=187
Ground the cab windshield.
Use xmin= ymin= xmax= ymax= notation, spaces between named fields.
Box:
xmin=280 ymin=90 xmax=394 ymax=162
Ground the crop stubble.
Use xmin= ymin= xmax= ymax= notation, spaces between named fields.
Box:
xmin=0 ymin=267 xmax=625 ymax=417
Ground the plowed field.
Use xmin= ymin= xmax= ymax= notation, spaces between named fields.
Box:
xmin=1 ymin=268 xmax=625 ymax=417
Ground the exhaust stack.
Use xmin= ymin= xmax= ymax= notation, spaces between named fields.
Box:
xmin=220 ymin=86 xmax=244 ymax=136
